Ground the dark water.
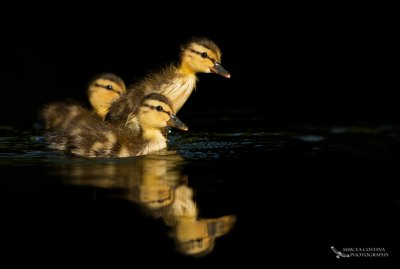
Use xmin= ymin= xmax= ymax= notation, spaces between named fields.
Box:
xmin=1 ymin=114 xmax=400 ymax=265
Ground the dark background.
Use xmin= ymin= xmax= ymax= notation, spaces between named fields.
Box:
xmin=1 ymin=5 xmax=398 ymax=267
xmin=0 ymin=6 xmax=396 ymax=128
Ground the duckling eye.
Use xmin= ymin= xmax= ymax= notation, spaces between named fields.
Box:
xmin=156 ymin=106 xmax=163 ymax=112
xmin=201 ymin=52 xmax=208 ymax=58
xmin=106 ymin=85 xmax=113 ymax=90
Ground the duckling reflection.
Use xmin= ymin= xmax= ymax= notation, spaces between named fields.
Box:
xmin=172 ymin=215 xmax=236 ymax=257
xmin=60 ymin=154 xmax=235 ymax=256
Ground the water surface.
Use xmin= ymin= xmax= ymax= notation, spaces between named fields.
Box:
xmin=1 ymin=115 xmax=399 ymax=264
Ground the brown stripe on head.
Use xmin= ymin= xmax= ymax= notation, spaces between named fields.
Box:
xmin=143 ymin=93 xmax=174 ymax=113
xmin=88 ymin=73 xmax=125 ymax=88
xmin=180 ymin=37 xmax=222 ymax=61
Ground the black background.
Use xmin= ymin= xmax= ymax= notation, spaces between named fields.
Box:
xmin=1 ymin=4 xmax=398 ymax=267
xmin=0 ymin=5 xmax=396 ymax=127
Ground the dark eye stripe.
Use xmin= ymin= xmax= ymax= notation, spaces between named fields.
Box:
xmin=189 ymin=49 xmax=216 ymax=64
xmin=94 ymin=83 xmax=119 ymax=93
xmin=143 ymin=104 xmax=170 ymax=115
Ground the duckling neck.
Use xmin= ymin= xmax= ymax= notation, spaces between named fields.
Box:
xmin=142 ymin=128 xmax=166 ymax=141
xmin=93 ymin=105 xmax=109 ymax=120
xmin=178 ymin=61 xmax=197 ymax=77
xmin=89 ymin=93 xmax=113 ymax=120
xmin=140 ymin=128 xmax=167 ymax=154
xmin=159 ymin=65 xmax=197 ymax=113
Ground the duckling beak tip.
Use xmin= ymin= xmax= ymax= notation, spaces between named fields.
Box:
xmin=167 ymin=114 xmax=188 ymax=131
xmin=211 ymin=63 xmax=231 ymax=78
xmin=177 ymin=125 xmax=188 ymax=132
xmin=175 ymin=124 xmax=188 ymax=132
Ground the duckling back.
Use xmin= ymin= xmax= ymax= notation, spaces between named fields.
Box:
xmin=48 ymin=119 xmax=160 ymax=158
xmin=40 ymin=101 xmax=91 ymax=130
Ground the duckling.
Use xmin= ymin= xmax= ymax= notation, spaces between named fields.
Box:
xmin=48 ymin=93 xmax=188 ymax=158
xmin=105 ymin=37 xmax=230 ymax=126
xmin=88 ymin=73 xmax=126 ymax=119
xmin=40 ymin=73 xmax=126 ymax=130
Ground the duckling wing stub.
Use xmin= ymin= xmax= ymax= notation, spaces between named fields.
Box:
xmin=105 ymin=109 xmax=123 ymax=124
xmin=105 ymin=98 xmax=131 ymax=124
xmin=105 ymin=88 xmax=146 ymax=125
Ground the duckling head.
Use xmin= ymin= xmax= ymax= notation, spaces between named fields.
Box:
xmin=179 ymin=37 xmax=231 ymax=78
xmin=174 ymin=215 xmax=236 ymax=257
xmin=132 ymin=93 xmax=188 ymax=138
xmin=88 ymin=73 xmax=127 ymax=119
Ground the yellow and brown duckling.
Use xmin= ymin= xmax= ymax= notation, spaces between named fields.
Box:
xmin=49 ymin=93 xmax=188 ymax=158
xmin=105 ymin=37 xmax=230 ymax=125
xmin=88 ymin=72 xmax=126 ymax=119
xmin=40 ymin=73 xmax=126 ymax=130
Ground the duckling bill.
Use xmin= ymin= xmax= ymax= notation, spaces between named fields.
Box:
xmin=48 ymin=93 xmax=187 ymax=158
xmin=106 ymin=37 xmax=230 ymax=126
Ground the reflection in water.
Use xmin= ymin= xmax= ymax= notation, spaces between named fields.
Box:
xmin=58 ymin=153 xmax=235 ymax=257
xmin=172 ymin=215 xmax=236 ymax=256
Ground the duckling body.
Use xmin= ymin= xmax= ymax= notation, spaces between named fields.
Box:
xmin=106 ymin=37 xmax=230 ymax=126
xmin=40 ymin=101 xmax=92 ymax=130
xmin=40 ymin=73 xmax=126 ymax=130
xmin=48 ymin=93 xmax=187 ymax=158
